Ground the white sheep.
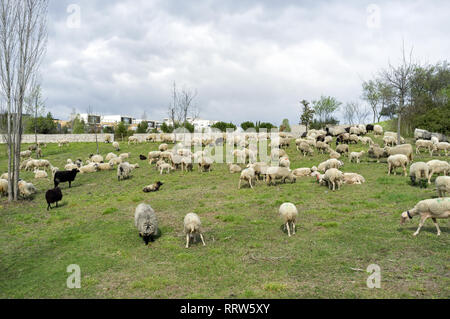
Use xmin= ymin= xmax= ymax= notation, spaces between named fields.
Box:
xmin=343 ymin=173 xmax=365 ymax=184
xmin=183 ymin=213 xmax=206 ymax=248
xmin=319 ymin=168 xmax=344 ymax=191
xmin=0 ymin=179 xmax=8 ymax=197
xmin=432 ymin=142 xmax=450 ymax=156
xmin=279 ymin=156 xmax=290 ymax=168
xmin=373 ymin=125 xmax=383 ymax=136
xmin=400 ymin=198 xmax=449 ymax=236
xmin=117 ymin=162 xmax=133 ymax=180
xmin=90 ymin=154 xmax=104 ymax=163
xmin=317 ymin=159 xmax=344 ymax=173
xmin=427 ymin=160 xmax=450 ymax=184
xmin=415 ymin=139 xmax=434 ymax=156
xmin=159 ymin=163 xmax=173 ymax=174
xmin=97 ymin=162 xmax=114 ymax=171
xmin=105 ymin=152 xmax=118 ymax=161
xmin=238 ymin=167 xmax=256 ymax=189
xmin=112 ymin=141 xmax=120 ymax=151
xmin=349 ymin=151 xmax=364 ymax=164
xmin=109 ymin=157 xmax=123 ymax=166
xmin=292 ymin=167 xmax=312 ymax=178
xmin=387 ymin=154 xmax=409 ymax=176
xmin=279 ymin=203 xmax=298 ymax=237
xmin=228 ymin=164 xmax=242 ymax=174
xmin=128 ymin=136 xmax=138 ymax=145
xmin=0 ymin=173 xmax=8 ymax=180
xmin=436 ymin=176 xmax=450 ymax=197
xmin=18 ymin=180 xmax=37 ymax=198
xmin=79 ymin=163 xmax=99 ymax=174
xmin=119 ymin=153 xmax=130 ymax=161
xmin=266 ymin=167 xmax=296 ymax=185
xmin=135 ymin=203 xmax=158 ymax=245
xmin=383 ymin=135 xmax=397 ymax=147
xmin=409 ymin=162 xmax=429 ymax=184
xmin=159 ymin=143 xmax=168 ymax=152
xmin=34 ymin=168 xmax=48 ymax=179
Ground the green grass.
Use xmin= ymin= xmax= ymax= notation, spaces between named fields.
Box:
xmin=0 ymin=134 xmax=449 ymax=299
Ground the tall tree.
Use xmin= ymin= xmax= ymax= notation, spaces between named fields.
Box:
xmin=361 ymin=80 xmax=380 ymax=123
xmin=382 ymin=44 xmax=416 ymax=144
xmin=0 ymin=0 xmax=48 ymax=201
xmin=312 ymin=95 xmax=341 ymax=123
xmin=299 ymin=99 xmax=315 ymax=132
xmin=343 ymin=102 xmax=356 ymax=125
xmin=24 ymin=81 xmax=45 ymax=145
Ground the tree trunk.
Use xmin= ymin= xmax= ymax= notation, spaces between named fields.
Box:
xmin=397 ymin=111 xmax=402 ymax=145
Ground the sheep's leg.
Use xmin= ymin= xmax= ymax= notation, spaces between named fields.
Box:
xmin=413 ymin=215 xmax=428 ymax=236
xmin=403 ymin=165 xmax=407 ymax=177
xmin=428 ymin=170 xmax=434 ymax=184
xmin=431 ymin=218 xmax=441 ymax=236
xmin=200 ymin=233 xmax=206 ymax=246
xmin=186 ymin=234 xmax=190 ymax=248
xmin=286 ymin=222 xmax=291 ymax=237
xmin=238 ymin=179 xmax=241 ymax=190
xmin=249 ymin=178 xmax=253 ymax=189
xmin=292 ymin=222 xmax=296 ymax=235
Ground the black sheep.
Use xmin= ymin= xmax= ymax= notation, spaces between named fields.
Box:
xmin=345 ymin=127 xmax=351 ymax=133
xmin=316 ymin=135 xmax=325 ymax=142
xmin=54 ymin=168 xmax=79 ymax=188
xmin=143 ymin=181 xmax=164 ymax=192
xmin=46 ymin=187 xmax=63 ymax=210
xmin=301 ymin=132 xmax=307 ymax=138
xmin=366 ymin=124 xmax=374 ymax=132
xmin=139 ymin=155 xmax=147 ymax=161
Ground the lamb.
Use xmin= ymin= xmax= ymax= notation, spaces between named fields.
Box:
xmin=317 ymin=159 xmax=344 ymax=173
xmin=117 ymin=162 xmax=133 ymax=180
xmin=143 ymin=181 xmax=164 ymax=192
xmin=336 ymin=144 xmax=349 ymax=156
xmin=383 ymin=135 xmax=397 ymax=147
xmin=247 ymin=162 xmax=268 ymax=180
xmin=318 ymin=168 xmax=344 ymax=191
xmin=343 ymin=173 xmax=366 ymax=184
xmin=228 ymin=164 xmax=242 ymax=174
xmin=79 ymin=163 xmax=99 ymax=174
xmin=20 ymin=150 xmax=32 ymax=159
xmin=415 ymin=139 xmax=434 ymax=156
xmin=134 ymin=203 xmax=158 ymax=245
xmin=436 ymin=176 xmax=450 ymax=197
xmin=385 ymin=131 xmax=405 ymax=144
xmin=159 ymin=143 xmax=169 ymax=152
xmin=384 ymin=144 xmax=413 ymax=162
xmin=198 ymin=157 xmax=213 ymax=172
xmin=373 ymin=125 xmax=383 ymax=136
xmin=266 ymin=167 xmax=296 ymax=185
xmin=400 ymin=198 xmax=449 ymax=236
xmin=184 ymin=213 xmax=206 ymax=248
xmin=0 ymin=179 xmax=8 ymax=198
xmin=112 ymin=141 xmax=120 ymax=151
xmin=181 ymin=157 xmax=193 ymax=172
xmin=238 ymin=167 xmax=256 ymax=189
xmin=148 ymin=151 xmax=161 ymax=164
xmin=279 ymin=203 xmax=298 ymax=237
xmin=432 ymin=142 xmax=450 ymax=156
xmin=387 ymin=154 xmax=409 ymax=176
xmin=349 ymin=151 xmax=365 ymax=164
xmin=54 ymin=168 xmax=79 ymax=188
xmin=34 ymin=168 xmax=48 ymax=179
xmin=409 ymin=162 xmax=429 ymax=185
xmin=45 ymin=187 xmax=63 ymax=210
xmin=105 ymin=152 xmax=118 ymax=161
xmin=159 ymin=163 xmax=173 ymax=174
xmin=18 ymin=180 xmax=37 ymax=198
xmin=427 ymin=160 xmax=450 ymax=184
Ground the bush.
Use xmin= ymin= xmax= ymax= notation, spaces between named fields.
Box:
xmin=413 ymin=106 xmax=450 ymax=135
xmin=115 ymin=121 xmax=128 ymax=139
xmin=240 ymin=121 xmax=255 ymax=131
xmin=136 ymin=121 xmax=148 ymax=133
xmin=211 ymin=121 xmax=236 ymax=132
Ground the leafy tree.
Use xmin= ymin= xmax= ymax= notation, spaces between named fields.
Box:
xmin=240 ymin=121 xmax=255 ymax=131
xmin=211 ymin=121 xmax=236 ymax=132
xmin=72 ymin=116 xmax=86 ymax=134
xmin=136 ymin=121 xmax=149 ymax=133
xmin=102 ymin=126 xmax=114 ymax=134
xmin=361 ymin=80 xmax=380 ymax=123
xmin=312 ymin=95 xmax=342 ymax=123
xmin=257 ymin=122 xmax=276 ymax=132
xmin=115 ymin=121 xmax=128 ymax=138
xmin=299 ymin=99 xmax=315 ymax=132
xmin=160 ymin=122 xmax=174 ymax=133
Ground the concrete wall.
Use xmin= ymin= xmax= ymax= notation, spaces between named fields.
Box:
xmin=0 ymin=134 xmax=114 ymax=144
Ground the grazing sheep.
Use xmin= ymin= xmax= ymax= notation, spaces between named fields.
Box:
xmin=159 ymin=163 xmax=173 ymax=174
xmin=368 ymin=145 xmax=387 ymax=163
xmin=343 ymin=173 xmax=366 ymax=185
xmin=117 ymin=162 xmax=133 ymax=180
xmin=317 ymin=159 xmax=344 ymax=173
xmin=36 ymin=148 xmax=43 ymax=158
xmin=128 ymin=136 xmax=138 ymax=145
xmin=143 ymin=181 xmax=164 ymax=192
xmin=387 ymin=154 xmax=409 ymax=176
xmin=119 ymin=153 xmax=131 ymax=161
xmin=105 ymin=152 xmax=118 ymax=161
xmin=54 ymin=169 xmax=79 ymax=188
xmin=34 ymin=168 xmax=48 ymax=179
xmin=271 ymin=148 xmax=288 ymax=160
xmin=104 ymin=134 xmax=113 ymax=143
xmin=349 ymin=151 xmax=364 ymax=163
xmin=45 ymin=187 xmax=63 ymax=210
xmin=0 ymin=179 xmax=8 ymax=197
xmin=336 ymin=144 xmax=349 ymax=156
xmin=432 ymin=142 xmax=450 ymax=156
xmin=328 ymin=149 xmax=341 ymax=159
xmin=384 ymin=144 xmax=414 ymax=162
xmin=431 ymin=136 xmax=439 ymax=144
xmin=20 ymin=150 xmax=32 ymax=159
xmin=109 ymin=157 xmax=123 ymax=166
xmin=64 ymin=163 xmax=78 ymax=171
xmin=28 ymin=144 xmax=37 ymax=151
xmin=279 ymin=203 xmax=298 ymax=237
xmin=315 ymin=141 xmax=329 ymax=154
xmin=436 ymin=176 xmax=450 ymax=197
xmin=228 ymin=164 xmax=242 ymax=174
xmin=297 ymin=142 xmax=314 ymax=157
xmin=1 ymin=173 xmax=8 ymax=180
xmin=348 ymin=134 xmax=359 ymax=144
xmin=159 ymin=143 xmax=168 ymax=152
xmin=18 ymin=180 xmax=37 ymax=198
xmin=427 ymin=160 xmax=450 ymax=184
xmin=247 ymin=162 xmax=268 ymax=180
xmin=415 ymin=139 xmax=435 ymax=156
xmin=409 ymin=162 xmax=429 ymax=185
xmin=400 ymin=198 xmax=449 ymax=236
xmin=279 ymin=157 xmax=290 ymax=168
xmin=319 ymin=168 xmax=344 ymax=191
xmin=79 ymin=163 xmax=99 ymax=174
xmin=112 ymin=141 xmax=120 ymax=151
xmin=134 ymin=203 xmax=158 ymax=245
xmin=266 ymin=167 xmax=296 ymax=185
xmin=238 ymin=167 xmax=256 ymax=189
xmin=373 ymin=125 xmax=383 ymax=136
xmin=148 ymin=151 xmax=161 ymax=164
xmin=198 ymin=157 xmax=213 ymax=172
xmin=383 ymin=135 xmax=397 ymax=147
xmin=184 ymin=213 xmax=206 ymax=248
xmin=181 ymin=157 xmax=193 ymax=172
xmin=90 ymin=154 xmax=104 ymax=163
xmin=360 ymin=136 xmax=374 ymax=145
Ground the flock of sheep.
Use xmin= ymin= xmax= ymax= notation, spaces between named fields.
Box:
xmin=0 ymin=123 xmax=449 ymax=244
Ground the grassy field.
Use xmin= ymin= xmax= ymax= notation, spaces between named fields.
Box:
xmin=0 ymin=134 xmax=448 ymax=299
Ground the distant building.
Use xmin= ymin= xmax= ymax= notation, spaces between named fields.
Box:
xmin=163 ymin=117 xmax=218 ymax=132
xmin=102 ymin=115 xmax=134 ymax=125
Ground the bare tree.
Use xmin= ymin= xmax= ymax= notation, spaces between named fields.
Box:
xmin=361 ymin=79 xmax=380 ymax=124
xmin=343 ymin=102 xmax=356 ymax=125
xmin=382 ymin=43 xmax=416 ymax=144
xmin=178 ymin=86 xmax=198 ymax=124
xmin=86 ymin=105 xmax=99 ymax=154
xmin=25 ymin=77 xmax=45 ymax=146
xmin=0 ymin=0 xmax=48 ymax=201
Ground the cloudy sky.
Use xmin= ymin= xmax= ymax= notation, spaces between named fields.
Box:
xmin=42 ymin=0 xmax=449 ymax=125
